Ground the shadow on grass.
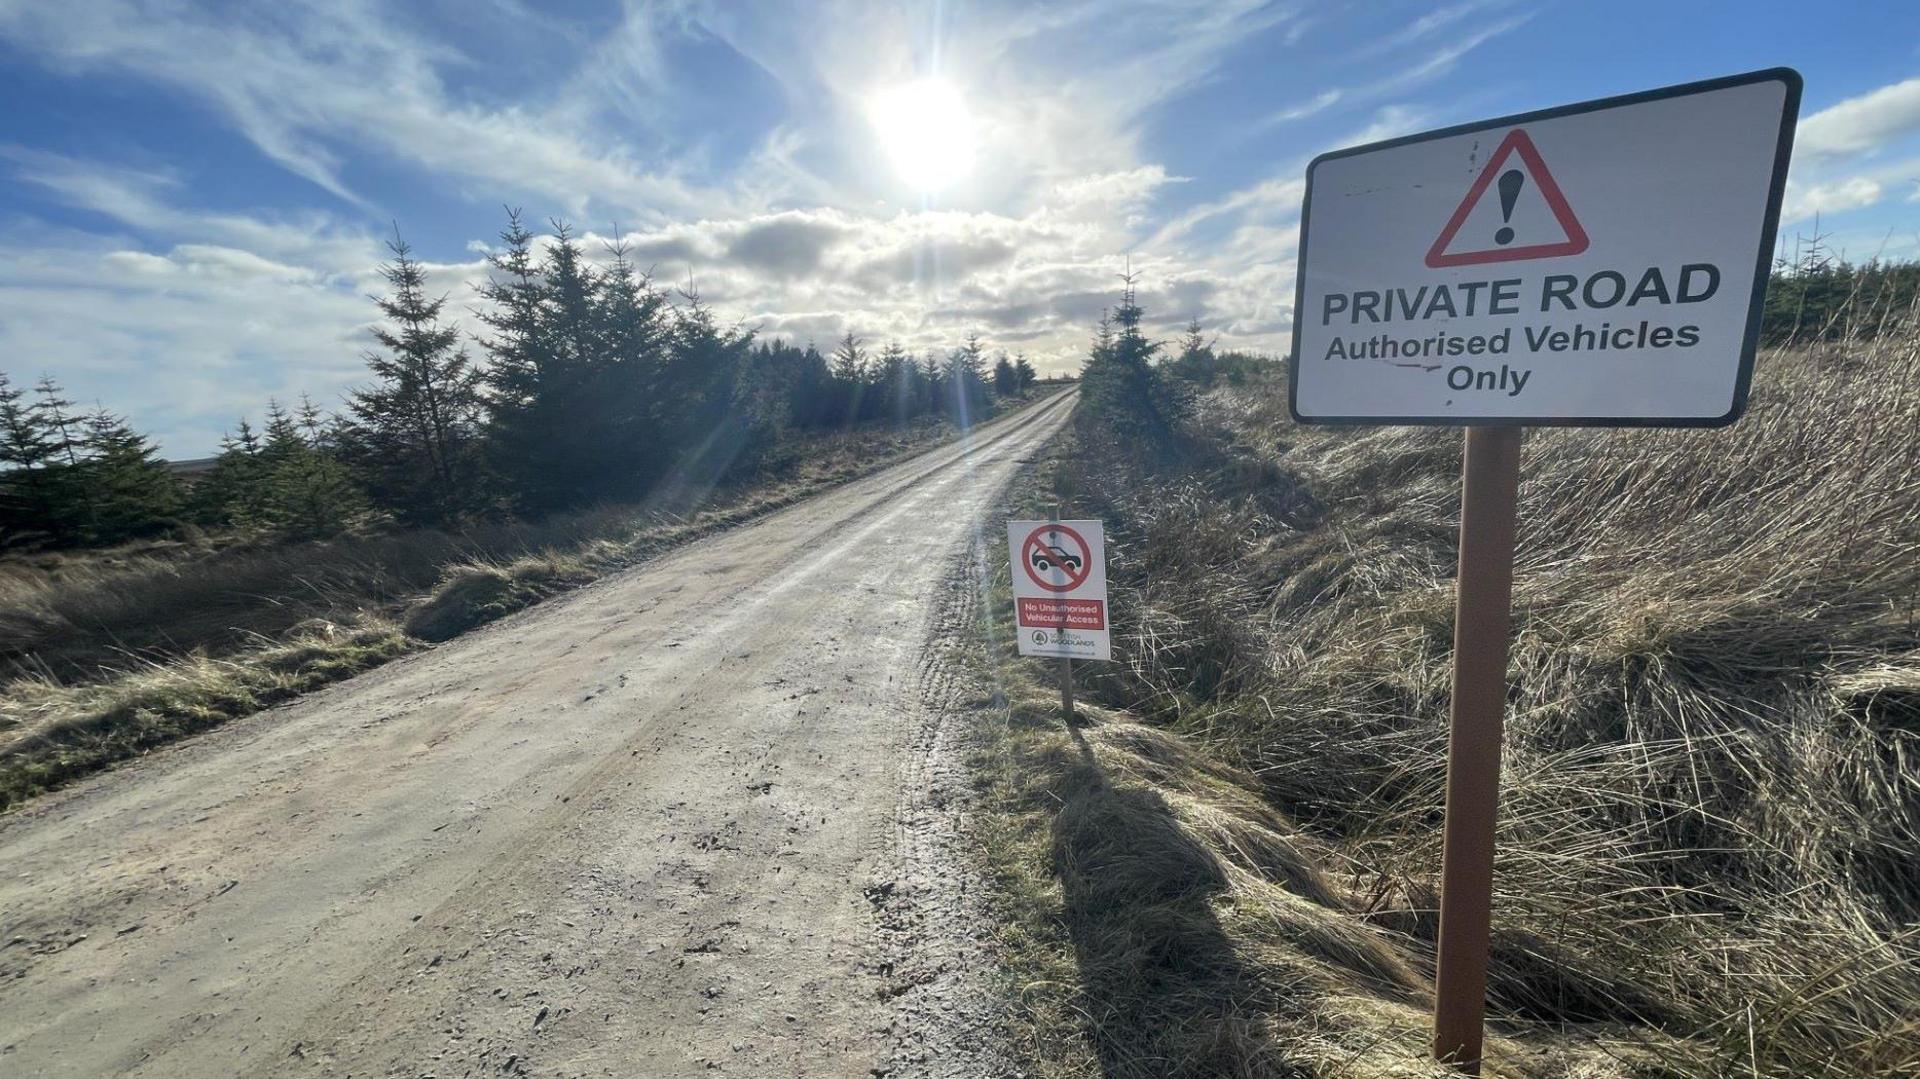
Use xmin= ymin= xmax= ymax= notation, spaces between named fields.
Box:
xmin=1050 ymin=724 xmax=1310 ymax=1079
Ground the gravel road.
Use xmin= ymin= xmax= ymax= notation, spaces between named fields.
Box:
xmin=0 ymin=390 xmax=1074 ymax=1077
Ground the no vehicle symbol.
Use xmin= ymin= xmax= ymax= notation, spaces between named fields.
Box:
xmin=1020 ymin=524 xmax=1093 ymax=593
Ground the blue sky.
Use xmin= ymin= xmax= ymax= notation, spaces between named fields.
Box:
xmin=3 ymin=0 xmax=1918 ymax=455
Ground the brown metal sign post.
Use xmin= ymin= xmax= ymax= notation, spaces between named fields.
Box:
xmin=1431 ymin=426 xmax=1523 ymax=1073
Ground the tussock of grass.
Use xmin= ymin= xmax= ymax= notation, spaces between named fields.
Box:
xmin=0 ymin=619 xmax=412 ymax=809
xmin=973 ymin=335 xmax=1918 ymax=1075
xmin=970 ymin=688 xmax=1657 ymax=1078
xmin=403 ymin=554 xmax=598 ymax=642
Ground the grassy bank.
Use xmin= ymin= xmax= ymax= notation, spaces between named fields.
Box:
xmin=0 ymin=393 xmax=1060 ymax=810
xmin=966 ymin=335 xmax=1918 ymax=1076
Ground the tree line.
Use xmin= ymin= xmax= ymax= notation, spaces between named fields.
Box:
xmin=1 ymin=212 xmax=1042 ymax=549
xmin=1761 ymin=243 xmax=1920 ymax=347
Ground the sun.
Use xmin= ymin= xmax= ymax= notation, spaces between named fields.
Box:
xmin=868 ymin=78 xmax=975 ymax=194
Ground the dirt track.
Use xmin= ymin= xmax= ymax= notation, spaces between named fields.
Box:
xmin=0 ymin=391 xmax=1073 ymax=1077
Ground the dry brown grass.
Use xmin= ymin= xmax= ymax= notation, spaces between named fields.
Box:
xmin=973 ymin=333 xmax=1918 ymax=1075
xmin=0 ymin=400 xmax=1056 ymax=809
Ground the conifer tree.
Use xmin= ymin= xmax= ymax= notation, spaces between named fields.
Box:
xmin=830 ymin=332 xmax=867 ymax=424
xmin=1169 ymin=318 xmax=1217 ymax=382
xmin=479 ymin=216 xmax=638 ymax=512
xmin=476 ymin=210 xmax=554 ymax=509
xmin=1014 ymin=354 xmax=1038 ymax=391
xmin=192 ymin=419 xmax=270 ymax=531
xmin=875 ymin=342 xmax=910 ymax=423
xmin=585 ymin=235 xmax=670 ymax=499
xmin=34 ymin=377 xmax=85 ymax=468
xmin=0 ymin=372 xmax=60 ymax=542
xmin=992 ymin=353 xmax=1018 ymax=397
xmin=352 ymin=233 xmax=485 ymax=523
xmin=32 ymin=377 xmax=99 ymax=540
xmin=260 ymin=399 xmax=302 ymax=469
xmin=1078 ymin=271 xmax=1190 ymax=456
xmin=252 ymin=399 xmax=360 ymax=536
xmin=658 ymin=285 xmax=760 ymax=482
xmin=297 ymin=394 xmax=329 ymax=446
xmin=918 ymin=353 xmax=944 ymax=416
xmin=77 ymin=408 xmax=181 ymax=544
xmin=945 ymin=333 xmax=993 ymax=423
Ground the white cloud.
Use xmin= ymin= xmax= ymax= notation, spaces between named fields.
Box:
xmin=1783 ymin=176 xmax=1885 ymax=223
xmin=1336 ymin=104 xmax=1434 ymax=149
xmin=1364 ymin=13 xmax=1534 ymax=95
xmin=1146 ymin=177 xmax=1306 ymax=250
xmin=0 ymin=231 xmax=379 ymax=456
xmin=1798 ymin=77 xmax=1920 ymax=160
xmin=1357 ymin=0 xmax=1505 ymax=56
xmin=1264 ymin=89 xmax=1344 ymax=127
xmin=0 ymin=0 xmax=720 ymax=220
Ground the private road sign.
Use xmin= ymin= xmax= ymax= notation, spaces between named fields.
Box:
xmin=1291 ymin=67 xmax=1800 ymax=427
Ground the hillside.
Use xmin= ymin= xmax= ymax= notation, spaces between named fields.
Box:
xmin=974 ymin=319 xmax=1919 ymax=1076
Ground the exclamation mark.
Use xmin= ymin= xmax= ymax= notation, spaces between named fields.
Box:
xmin=1494 ymin=169 xmax=1524 ymax=246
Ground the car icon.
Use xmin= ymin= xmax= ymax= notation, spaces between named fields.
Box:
xmin=1030 ymin=543 xmax=1082 ymax=572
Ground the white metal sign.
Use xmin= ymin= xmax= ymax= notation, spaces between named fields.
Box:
xmin=1008 ymin=519 xmax=1109 ymax=661
xmin=1291 ymin=68 xmax=1800 ymax=427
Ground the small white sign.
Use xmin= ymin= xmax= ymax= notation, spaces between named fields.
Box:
xmin=1008 ymin=519 xmax=1110 ymax=662
xmin=1291 ymin=69 xmax=1800 ymax=427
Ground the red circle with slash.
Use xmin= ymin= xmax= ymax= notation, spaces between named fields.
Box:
xmin=1021 ymin=524 xmax=1093 ymax=593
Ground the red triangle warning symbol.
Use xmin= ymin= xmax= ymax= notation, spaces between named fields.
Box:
xmin=1424 ymin=128 xmax=1588 ymax=268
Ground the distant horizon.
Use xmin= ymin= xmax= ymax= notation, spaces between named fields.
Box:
xmin=4 ymin=1 xmax=1919 ymax=456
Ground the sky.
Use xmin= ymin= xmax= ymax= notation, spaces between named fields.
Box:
xmin=3 ymin=0 xmax=1919 ymax=456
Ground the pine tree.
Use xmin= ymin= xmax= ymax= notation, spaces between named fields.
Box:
xmin=945 ymin=333 xmax=994 ymax=423
xmin=658 ymin=285 xmax=760 ymax=483
xmin=480 ymin=215 xmax=647 ymax=512
xmin=991 ymin=353 xmax=1018 ymax=397
xmin=192 ymin=419 xmax=270 ymax=530
xmin=782 ymin=342 xmax=835 ymax=429
xmin=353 ymin=233 xmax=485 ymax=523
xmin=918 ymin=353 xmax=944 ymax=416
xmin=875 ymin=342 xmax=910 ymax=423
xmin=34 ymin=377 xmax=85 ymax=468
xmin=0 ymin=372 xmax=61 ymax=543
xmin=830 ymin=332 xmax=867 ymax=424
xmin=477 ymin=210 xmax=555 ymax=510
xmin=77 ymin=408 xmax=181 ymax=544
xmin=1169 ymin=318 xmax=1217 ymax=382
xmin=1078 ymin=271 xmax=1190 ymax=457
xmin=32 ymin=377 xmax=99 ymax=541
xmin=297 ymin=394 xmax=329 ymax=446
xmin=259 ymin=399 xmax=302 ymax=469
xmin=587 ymin=235 xmax=671 ymax=499
xmin=1014 ymin=354 xmax=1038 ymax=391
xmin=253 ymin=399 xmax=361 ymax=536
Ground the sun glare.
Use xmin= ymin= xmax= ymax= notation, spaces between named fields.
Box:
xmin=869 ymin=78 xmax=975 ymax=194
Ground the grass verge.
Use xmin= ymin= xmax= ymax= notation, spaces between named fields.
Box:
xmin=962 ymin=335 xmax=1918 ymax=1076
xmin=0 ymin=393 xmax=1061 ymax=811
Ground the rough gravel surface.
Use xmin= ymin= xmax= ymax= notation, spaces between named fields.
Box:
xmin=0 ymin=391 xmax=1073 ymax=1078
